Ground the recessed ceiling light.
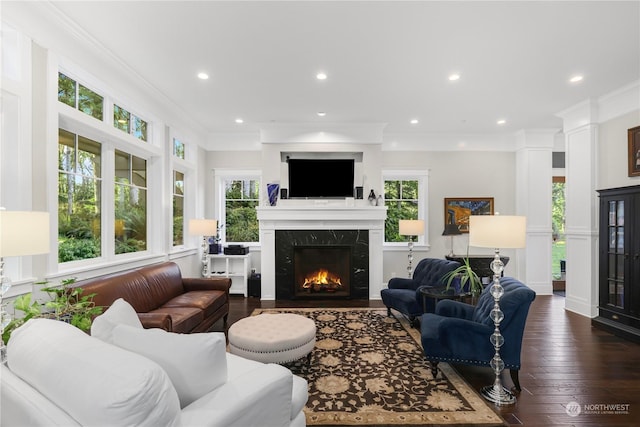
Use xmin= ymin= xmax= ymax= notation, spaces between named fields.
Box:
xmin=497 ymin=119 xmax=506 ymax=125
xmin=448 ymin=73 xmax=460 ymax=81
xmin=410 ymin=119 xmax=419 ymax=125
xmin=316 ymin=72 xmax=327 ymax=80
xmin=570 ymin=75 xmax=583 ymax=83
xmin=235 ymin=118 xmax=244 ymax=124
xmin=317 ymin=112 xmax=326 ymax=117
xmin=197 ymin=72 xmax=209 ymax=80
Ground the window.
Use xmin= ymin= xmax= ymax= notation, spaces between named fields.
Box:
xmin=58 ymin=72 xmax=104 ymax=121
xmin=383 ymin=171 xmax=429 ymax=244
xmin=173 ymin=138 xmax=185 ymax=159
xmin=57 ymin=129 xmax=102 ymax=262
xmin=114 ymin=104 xmax=148 ymax=142
xmin=173 ymin=170 xmax=185 ymax=246
xmin=114 ymin=150 xmax=147 ymax=254
xmin=216 ymin=174 xmax=260 ymax=244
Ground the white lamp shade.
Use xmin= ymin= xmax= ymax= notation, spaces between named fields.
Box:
xmin=0 ymin=211 xmax=50 ymax=257
xmin=469 ymin=215 xmax=526 ymax=249
xmin=188 ymin=219 xmax=217 ymax=236
xmin=399 ymin=219 xmax=425 ymax=236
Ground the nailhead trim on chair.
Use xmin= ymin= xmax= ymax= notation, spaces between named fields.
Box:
xmin=426 ymin=356 xmax=520 ymax=369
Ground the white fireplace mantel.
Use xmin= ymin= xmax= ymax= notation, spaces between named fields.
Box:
xmin=257 ymin=205 xmax=387 ymax=300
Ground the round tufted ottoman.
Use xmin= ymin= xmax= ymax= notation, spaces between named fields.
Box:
xmin=228 ymin=313 xmax=316 ymax=364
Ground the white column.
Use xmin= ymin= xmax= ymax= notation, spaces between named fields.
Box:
xmin=259 ymin=228 xmax=277 ymax=300
xmin=514 ymin=130 xmax=557 ymax=295
xmin=557 ymin=100 xmax=599 ymax=317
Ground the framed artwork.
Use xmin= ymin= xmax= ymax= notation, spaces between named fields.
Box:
xmin=628 ymin=126 xmax=640 ymax=177
xmin=444 ymin=197 xmax=494 ymax=233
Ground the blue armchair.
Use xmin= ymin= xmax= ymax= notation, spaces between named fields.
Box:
xmin=381 ymin=257 xmax=461 ymax=326
xmin=420 ymin=277 xmax=535 ymax=392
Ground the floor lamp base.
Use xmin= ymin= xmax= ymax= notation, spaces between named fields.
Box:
xmin=481 ymin=384 xmax=516 ymax=406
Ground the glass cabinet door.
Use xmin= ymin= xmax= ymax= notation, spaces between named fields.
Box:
xmin=606 ymin=199 xmax=625 ymax=308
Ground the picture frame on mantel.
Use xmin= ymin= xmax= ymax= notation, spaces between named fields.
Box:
xmin=628 ymin=126 xmax=640 ymax=177
xmin=444 ymin=197 xmax=494 ymax=233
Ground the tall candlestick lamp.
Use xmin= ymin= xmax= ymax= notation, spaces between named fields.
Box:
xmin=469 ymin=214 xmax=526 ymax=406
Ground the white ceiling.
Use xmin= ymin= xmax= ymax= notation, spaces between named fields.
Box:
xmin=15 ymin=1 xmax=640 ymax=148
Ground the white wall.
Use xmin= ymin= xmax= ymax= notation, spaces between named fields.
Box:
xmin=204 ymin=147 xmax=519 ymax=284
xmin=598 ymin=110 xmax=640 ymax=190
xmin=380 ymin=150 xmax=518 ymax=282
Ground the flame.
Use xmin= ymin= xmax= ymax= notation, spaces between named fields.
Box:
xmin=302 ymin=269 xmax=343 ymax=290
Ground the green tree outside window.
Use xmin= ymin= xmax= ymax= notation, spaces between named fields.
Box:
xmin=58 ymin=73 xmax=103 ymax=121
xmin=173 ymin=170 xmax=184 ymax=246
xmin=173 ymin=138 xmax=185 ymax=159
xmin=384 ymin=179 xmax=419 ymax=242
xmin=58 ymin=129 xmax=102 ymax=262
xmin=114 ymin=150 xmax=147 ymax=254
xmin=224 ymin=179 xmax=260 ymax=243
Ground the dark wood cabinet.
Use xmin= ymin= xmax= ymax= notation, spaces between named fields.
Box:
xmin=445 ymin=255 xmax=509 ymax=281
xmin=593 ymin=185 xmax=640 ymax=343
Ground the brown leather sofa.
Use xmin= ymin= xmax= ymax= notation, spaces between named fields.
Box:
xmin=71 ymin=262 xmax=231 ymax=333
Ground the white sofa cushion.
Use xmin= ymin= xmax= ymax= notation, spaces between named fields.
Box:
xmin=181 ymin=361 xmax=294 ymax=427
xmin=226 ymin=353 xmax=308 ymax=422
xmin=90 ymin=297 xmax=143 ymax=343
xmin=112 ymin=324 xmax=228 ymax=408
xmin=7 ymin=319 xmax=181 ymax=427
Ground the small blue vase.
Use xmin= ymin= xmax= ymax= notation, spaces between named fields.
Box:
xmin=267 ymin=183 xmax=280 ymax=206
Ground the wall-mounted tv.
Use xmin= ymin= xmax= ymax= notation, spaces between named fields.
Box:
xmin=288 ymin=159 xmax=354 ymax=198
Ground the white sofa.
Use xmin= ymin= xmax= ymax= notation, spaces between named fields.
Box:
xmin=1 ymin=301 xmax=308 ymax=427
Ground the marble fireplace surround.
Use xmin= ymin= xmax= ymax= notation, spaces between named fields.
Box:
xmin=256 ymin=205 xmax=387 ymax=300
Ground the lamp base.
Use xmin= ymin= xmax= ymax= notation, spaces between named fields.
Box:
xmin=480 ymin=384 xmax=516 ymax=406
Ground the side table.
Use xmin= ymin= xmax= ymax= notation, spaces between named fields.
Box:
xmin=418 ymin=287 xmax=470 ymax=313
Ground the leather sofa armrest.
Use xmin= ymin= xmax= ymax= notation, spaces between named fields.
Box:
xmin=137 ymin=313 xmax=172 ymax=331
xmin=183 ymin=277 xmax=232 ymax=292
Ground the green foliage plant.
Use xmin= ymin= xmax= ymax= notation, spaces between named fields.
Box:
xmin=2 ymin=279 xmax=103 ymax=344
xmin=442 ymin=250 xmax=483 ymax=297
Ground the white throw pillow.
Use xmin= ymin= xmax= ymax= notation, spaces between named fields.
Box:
xmin=8 ymin=319 xmax=181 ymax=426
xmin=91 ymin=297 xmax=143 ymax=343
xmin=112 ymin=323 xmax=228 ymax=408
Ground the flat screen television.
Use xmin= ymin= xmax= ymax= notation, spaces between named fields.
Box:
xmin=288 ymin=159 xmax=354 ymax=198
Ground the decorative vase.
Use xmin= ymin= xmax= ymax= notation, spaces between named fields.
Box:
xmin=267 ymin=183 xmax=280 ymax=206
xmin=368 ymin=189 xmax=376 ymax=205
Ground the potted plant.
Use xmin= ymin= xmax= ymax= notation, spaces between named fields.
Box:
xmin=2 ymin=278 xmax=102 ymax=344
xmin=442 ymin=253 xmax=483 ymax=298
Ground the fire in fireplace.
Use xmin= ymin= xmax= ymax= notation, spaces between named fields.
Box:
xmin=294 ymin=246 xmax=351 ymax=297
xmin=302 ymin=269 xmax=344 ymax=292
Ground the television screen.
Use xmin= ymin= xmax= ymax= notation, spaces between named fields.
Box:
xmin=288 ymin=159 xmax=354 ymax=198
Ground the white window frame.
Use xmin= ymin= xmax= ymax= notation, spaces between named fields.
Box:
xmin=55 ymin=64 xmax=164 ymax=273
xmin=382 ymin=169 xmax=430 ymax=248
xmin=214 ymin=169 xmax=261 ymax=247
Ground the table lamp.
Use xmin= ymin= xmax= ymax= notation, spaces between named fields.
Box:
xmin=188 ymin=219 xmax=217 ymax=277
xmin=399 ymin=219 xmax=425 ymax=278
xmin=0 ymin=209 xmax=50 ymax=363
xmin=442 ymin=223 xmax=462 ymax=257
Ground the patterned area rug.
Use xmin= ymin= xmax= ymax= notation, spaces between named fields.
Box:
xmin=253 ymin=308 xmax=506 ymax=426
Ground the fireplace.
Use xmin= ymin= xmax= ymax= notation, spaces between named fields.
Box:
xmin=256 ymin=205 xmax=386 ymax=300
xmin=294 ymin=246 xmax=351 ymax=297
xmin=275 ymin=229 xmax=369 ymax=299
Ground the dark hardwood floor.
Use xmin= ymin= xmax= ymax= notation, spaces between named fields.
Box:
xmin=217 ymin=294 xmax=640 ymax=426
